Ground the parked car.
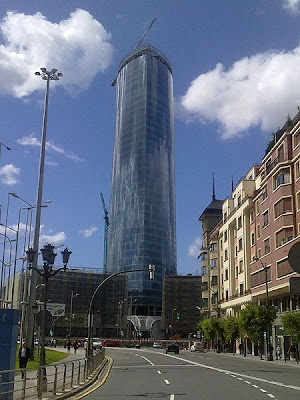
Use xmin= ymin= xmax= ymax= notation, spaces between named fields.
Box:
xmin=153 ymin=341 xmax=163 ymax=349
xmin=190 ymin=342 xmax=204 ymax=352
xmin=165 ymin=342 xmax=179 ymax=354
xmin=102 ymin=339 xmax=121 ymax=347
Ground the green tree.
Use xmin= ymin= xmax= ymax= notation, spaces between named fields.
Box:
xmin=199 ymin=318 xmax=218 ymax=340
xmin=240 ymin=303 xmax=276 ymax=358
xmin=281 ymin=312 xmax=300 ymax=342
xmin=223 ymin=316 xmax=240 ymax=353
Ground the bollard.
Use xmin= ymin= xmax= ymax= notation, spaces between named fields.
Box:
xmin=21 ymin=371 xmax=26 ymax=400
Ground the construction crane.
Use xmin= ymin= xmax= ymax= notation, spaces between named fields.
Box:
xmin=111 ymin=18 xmax=157 ymax=87
xmin=100 ymin=192 xmax=110 ymax=275
xmin=135 ymin=18 xmax=157 ymax=49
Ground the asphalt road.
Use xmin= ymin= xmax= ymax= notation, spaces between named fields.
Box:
xmin=79 ymin=347 xmax=300 ymax=400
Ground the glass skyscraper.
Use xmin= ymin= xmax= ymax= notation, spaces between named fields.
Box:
xmin=107 ymin=44 xmax=177 ymax=316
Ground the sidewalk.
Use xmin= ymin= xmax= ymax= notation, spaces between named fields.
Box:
xmin=214 ymin=350 xmax=300 ymax=368
xmin=12 ymin=346 xmax=88 ymax=399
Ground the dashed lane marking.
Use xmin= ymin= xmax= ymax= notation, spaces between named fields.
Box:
xmin=164 ymin=379 xmax=170 ymax=385
xmin=157 ymin=370 xmax=162 ymax=374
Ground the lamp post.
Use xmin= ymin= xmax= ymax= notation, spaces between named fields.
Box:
xmin=26 ymin=68 xmax=63 ymax=357
xmin=254 ymin=257 xmax=272 ymax=361
xmin=26 ymin=243 xmax=71 ymax=394
xmin=87 ymin=265 xmax=155 ymax=359
xmin=69 ymin=291 xmax=79 ymax=338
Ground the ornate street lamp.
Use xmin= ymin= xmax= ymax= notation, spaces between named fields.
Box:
xmin=26 ymin=243 xmax=71 ymax=394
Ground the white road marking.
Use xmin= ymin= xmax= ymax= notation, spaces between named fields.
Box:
xmin=157 ymin=371 xmax=162 ymax=374
xmin=267 ymin=395 xmax=275 ymax=399
xmin=244 ymin=381 xmax=251 ymax=384
xmin=140 ymin=356 xmax=155 ymax=366
xmin=252 ymin=385 xmax=258 ymax=388
xmin=170 ymin=395 xmax=175 ymax=400
xmin=164 ymin=379 xmax=170 ymax=385
xmin=260 ymin=389 xmax=267 ymax=393
xmin=163 ymin=353 xmax=300 ymax=391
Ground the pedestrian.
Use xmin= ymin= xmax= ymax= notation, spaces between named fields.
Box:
xmin=19 ymin=342 xmax=30 ymax=379
xmin=238 ymin=342 xmax=243 ymax=355
xmin=276 ymin=345 xmax=282 ymax=360
xmin=73 ymin=339 xmax=79 ymax=355
xmin=84 ymin=340 xmax=88 ymax=357
xmin=53 ymin=338 xmax=57 ymax=348
xmin=290 ymin=343 xmax=296 ymax=361
xmin=66 ymin=339 xmax=71 ymax=353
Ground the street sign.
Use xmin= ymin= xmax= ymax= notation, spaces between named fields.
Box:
xmin=36 ymin=309 xmax=52 ymax=328
xmin=288 ymin=241 xmax=300 ymax=273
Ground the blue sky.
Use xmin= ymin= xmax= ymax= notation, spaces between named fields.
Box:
xmin=0 ymin=0 xmax=300 ymax=274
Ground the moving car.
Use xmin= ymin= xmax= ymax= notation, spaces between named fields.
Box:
xmin=92 ymin=338 xmax=102 ymax=350
xmin=165 ymin=342 xmax=179 ymax=354
xmin=190 ymin=341 xmax=204 ymax=352
xmin=153 ymin=341 xmax=163 ymax=349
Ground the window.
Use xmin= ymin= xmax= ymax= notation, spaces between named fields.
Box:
xmin=277 ymin=258 xmax=294 ymax=278
xmin=202 ymin=282 xmax=208 ymax=290
xmin=258 ymin=248 xmax=261 ymax=258
xmin=225 ymin=269 xmax=228 ymax=280
xmin=211 ymin=276 xmax=218 ymax=286
xmin=294 ymin=130 xmax=300 ymax=148
xmin=261 ymin=187 xmax=268 ymax=201
xmin=235 ymin=245 xmax=238 ymax=257
xmin=237 ymin=195 xmax=241 ymax=207
xmin=257 ymin=224 xmax=261 ymax=239
xmin=225 ymin=290 xmax=229 ymax=301
xmin=264 ymin=238 xmax=270 ymax=254
xmin=211 ymin=258 xmax=217 ymax=269
xmin=223 ymin=212 xmax=227 ymax=222
xmin=224 ymin=230 xmax=228 ymax=242
xmin=239 ymin=259 xmax=244 ymax=273
xmin=210 ymin=242 xmax=217 ymax=251
xmin=274 ymin=168 xmax=290 ymax=189
xmin=202 ymin=298 xmax=208 ymax=308
xmin=275 ymin=227 xmax=294 ymax=248
xmin=240 ymin=283 xmax=244 ymax=295
xmin=251 ymin=232 xmax=255 ymax=246
xmin=235 ymin=265 xmax=238 ymax=278
xmin=238 ymin=238 xmax=243 ymax=251
xmin=237 ymin=216 xmax=242 ymax=229
xmin=224 ymin=249 xmax=228 ymax=261
xmin=295 ymin=160 xmax=300 ymax=180
xmin=212 ymin=293 xmax=218 ymax=304
xmin=262 ymin=210 xmax=269 ymax=227
xmin=274 ymin=197 xmax=292 ymax=218
xmin=251 ymin=266 xmax=271 ymax=287
xmin=278 ymin=144 xmax=284 ymax=163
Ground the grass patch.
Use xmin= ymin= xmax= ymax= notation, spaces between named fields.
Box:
xmin=16 ymin=347 xmax=68 ymax=369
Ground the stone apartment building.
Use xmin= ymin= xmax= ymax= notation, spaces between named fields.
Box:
xmin=199 ymin=110 xmax=300 ymax=351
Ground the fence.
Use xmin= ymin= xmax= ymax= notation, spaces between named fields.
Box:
xmin=0 ymin=349 xmax=106 ymax=399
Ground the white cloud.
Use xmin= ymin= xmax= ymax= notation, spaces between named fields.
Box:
xmin=0 ymin=164 xmax=20 ymax=184
xmin=17 ymin=134 xmax=85 ymax=163
xmin=0 ymin=9 xmax=113 ymax=98
xmin=283 ymin=0 xmax=300 ymax=14
xmin=181 ymin=46 xmax=300 ymax=139
xmin=79 ymin=226 xmax=98 ymax=238
xmin=40 ymin=231 xmax=66 ymax=246
xmin=188 ymin=237 xmax=202 ymax=257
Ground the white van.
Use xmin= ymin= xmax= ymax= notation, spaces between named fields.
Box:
xmin=190 ymin=342 xmax=204 ymax=352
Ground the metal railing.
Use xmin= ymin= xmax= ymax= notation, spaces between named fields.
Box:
xmin=0 ymin=349 xmax=105 ymax=399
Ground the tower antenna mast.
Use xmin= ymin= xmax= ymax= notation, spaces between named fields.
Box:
xmin=100 ymin=192 xmax=110 ymax=275
xmin=135 ymin=18 xmax=157 ymax=49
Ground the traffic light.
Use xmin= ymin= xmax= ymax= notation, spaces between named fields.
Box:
xmin=177 ymin=313 xmax=180 ymax=320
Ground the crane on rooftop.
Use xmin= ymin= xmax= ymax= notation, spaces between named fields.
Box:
xmin=135 ymin=18 xmax=157 ymax=49
xmin=100 ymin=192 xmax=110 ymax=275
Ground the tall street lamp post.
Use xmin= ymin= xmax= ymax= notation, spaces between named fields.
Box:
xmin=69 ymin=291 xmax=79 ymax=338
xmin=26 ymin=244 xmax=71 ymax=394
xmin=26 ymin=68 xmax=62 ymax=357
xmin=87 ymin=265 xmax=155 ymax=360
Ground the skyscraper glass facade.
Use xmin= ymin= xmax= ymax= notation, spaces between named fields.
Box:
xmin=107 ymin=45 xmax=177 ymax=316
